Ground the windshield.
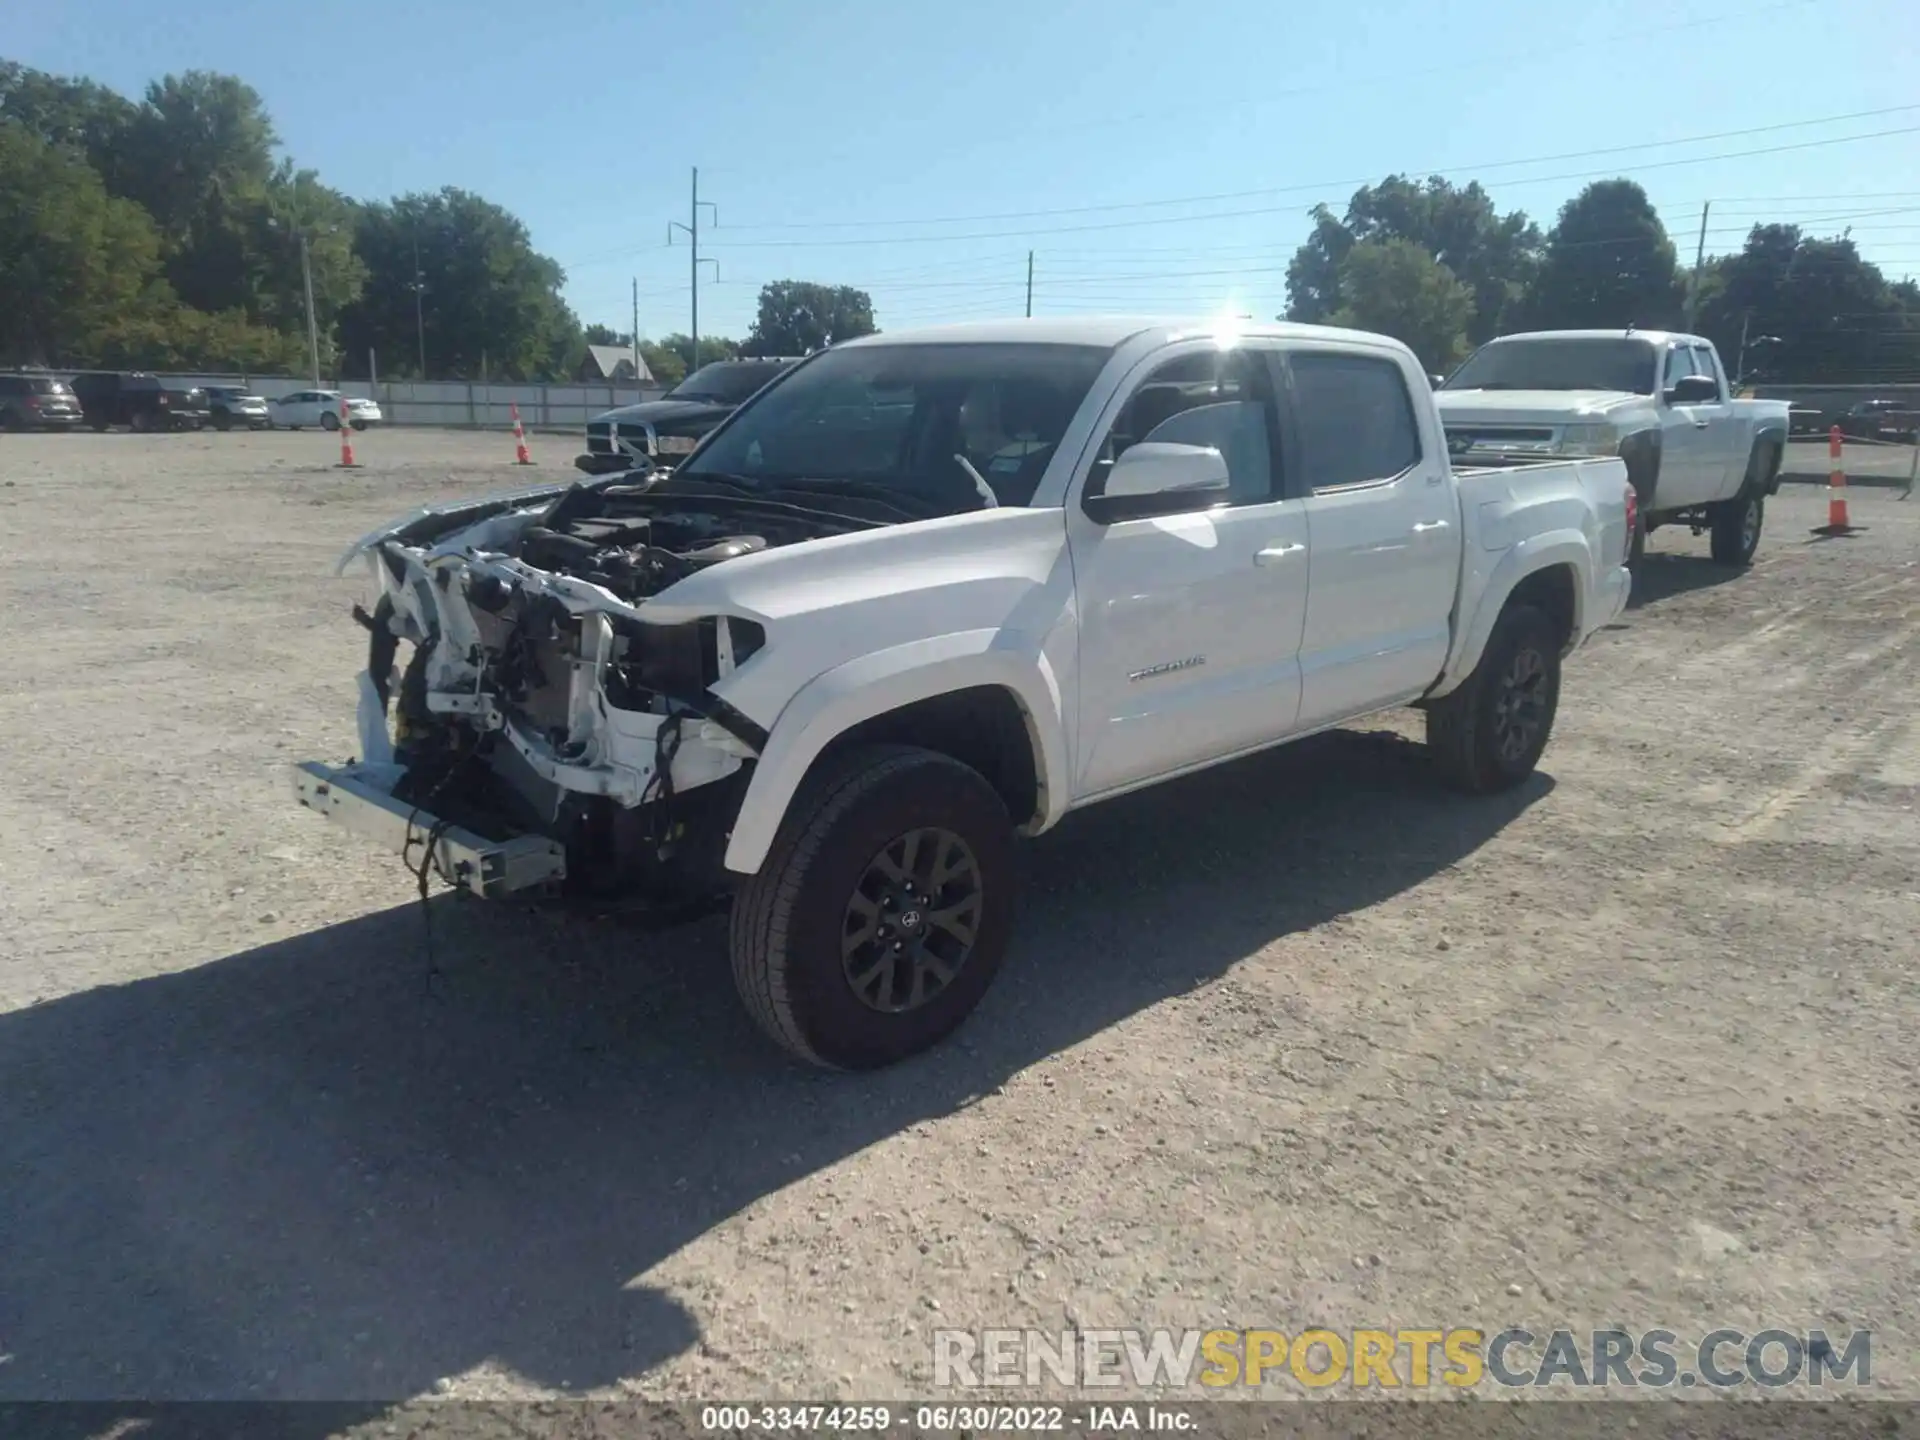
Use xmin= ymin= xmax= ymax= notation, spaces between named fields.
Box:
xmin=668 ymin=362 xmax=789 ymax=405
xmin=1443 ymin=337 xmax=1657 ymax=395
xmin=678 ymin=342 xmax=1113 ymax=510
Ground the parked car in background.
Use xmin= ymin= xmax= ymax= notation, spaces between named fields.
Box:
xmin=1789 ymin=406 xmax=1826 ymax=437
xmin=576 ymin=357 xmax=800 ymax=475
xmin=268 ymin=390 xmax=382 ymax=431
xmin=68 ymin=372 xmax=209 ymax=432
xmin=203 ymin=385 xmax=272 ymax=431
xmin=1838 ymin=398 xmax=1920 ymax=443
xmin=296 ymin=316 xmax=1632 ymax=1069
xmin=0 ymin=374 xmax=85 ymax=431
xmin=1436 ymin=329 xmax=1790 ymax=568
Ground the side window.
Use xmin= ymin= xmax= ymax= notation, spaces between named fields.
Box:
xmin=1663 ymin=347 xmax=1697 ymax=389
xmin=1090 ymin=349 xmax=1280 ymax=505
xmin=1286 ymin=352 xmax=1422 ymax=490
xmin=1690 ymin=346 xmax=1724 ymax=396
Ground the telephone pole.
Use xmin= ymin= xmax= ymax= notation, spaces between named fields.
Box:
xmin=632 ymin=277 xmax=641 ymax=374
xmin=668 ymin=167 xmax=718 ymax=372
xmin=1685 ymin=201 xmax=1711 ymax=331
xmin=1026 ymin=251 xmax=1034 ymax=318
xmin=300 ymin=233 xmax=321 ymax=385
xmin=410 ymin=232 xmax=427 ymax=378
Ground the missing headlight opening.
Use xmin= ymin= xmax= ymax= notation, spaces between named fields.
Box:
xmin=349 ymin=480 xmax=821 ymax=911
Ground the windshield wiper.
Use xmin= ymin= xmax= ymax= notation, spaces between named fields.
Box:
xmin=764 ymin=477 xmax=940 ymax=522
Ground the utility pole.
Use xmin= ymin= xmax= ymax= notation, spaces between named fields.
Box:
xmin=1685 ymin=201 xmax=1710 ymax=332
xmin=632 ymin=276 xmax=641 ymax=375
xmin=668 ymin=167 xmax=718 ymax=372
xmin=300 ymin=233 xmax=321 ymax=385
xmin=1026 ymin=251 xmax=1034 ymax=318
xmin=410 ymin=232 xmax=427 ymax=379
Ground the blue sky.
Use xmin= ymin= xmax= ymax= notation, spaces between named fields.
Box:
xmin=9 ymin=0 xmax=1919 ymax=342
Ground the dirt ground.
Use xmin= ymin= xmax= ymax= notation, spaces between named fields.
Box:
xmin=2 ymin=427 xmax=1917 ymax=1415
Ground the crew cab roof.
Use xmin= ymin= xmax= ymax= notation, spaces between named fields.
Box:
xmin=829 ymin=316 xmax=1413 ymax=352
xmin=1483 ymin=328 xmax=1713 ymax=348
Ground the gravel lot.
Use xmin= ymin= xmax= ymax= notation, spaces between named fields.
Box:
xmin=2 ymin=427 xmax=1917 ymax=1413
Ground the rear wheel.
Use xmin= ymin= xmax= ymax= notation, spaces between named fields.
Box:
xmin=1709 ymin=492 xmax=1764 ymax=567
xmin=213 ymin=411 xmax=233 ymax=431
xmin=730 ymin=744 xmax=1015 ymax=1070
xmin=130 ymin=410 xmax=153 ymax=434
xmin=1427 ymin=603 xmax=1561 ymax=793
xmin=321 ymin=411 xmax=341 ymax=431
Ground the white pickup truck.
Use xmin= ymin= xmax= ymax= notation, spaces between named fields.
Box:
xmin=1436 ymin=329 xmax=1791 ymax=567
xmin=293 ymin=318 xmax=1632 ymax=1069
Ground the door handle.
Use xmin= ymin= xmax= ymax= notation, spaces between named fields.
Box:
xmin=1254 ymin=542 xmax=1305 ymax=566
xmin=1693 ymin=420 xmax=1710 ymax=428
xmin=1412 ymin=519 xmax=1450 ymax=534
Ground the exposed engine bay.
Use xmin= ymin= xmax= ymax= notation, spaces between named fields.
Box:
xmin=347 ymin=476 xmax=890 ymax=905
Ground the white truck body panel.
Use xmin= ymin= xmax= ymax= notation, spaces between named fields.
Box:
xmin=308 ymin=317 xmax=1633 ymax=884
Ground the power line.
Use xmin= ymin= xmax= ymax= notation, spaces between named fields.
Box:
xmin=701 ymin=126 xmax=1920 ymax=250
xmin=711 ymin=105 xmax=1920 ymax=235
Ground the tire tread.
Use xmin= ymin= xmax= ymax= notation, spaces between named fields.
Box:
xmin=730 ymin=744 xmax=968 ymax=1068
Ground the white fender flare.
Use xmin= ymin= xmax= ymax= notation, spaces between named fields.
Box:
xmin=1428 ymin=533 xmax=1593 ymax=700
xmin=721 ymin=630 xmax=1070 ymax=876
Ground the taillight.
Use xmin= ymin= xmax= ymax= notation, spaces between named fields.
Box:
xmin=1622 ymin=484 xmax=1638 ymax=562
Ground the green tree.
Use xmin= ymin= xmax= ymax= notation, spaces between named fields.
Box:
xmin=340 ymin=188 xmax=582 ymax=379
xmin=743 ymin=281 xmax=876 ymax=356
xmin=1326 ymin=238 xmax=1476 ymax=371
xmin=1287 ymin=176 xmax=1539 ymax=345
xmin=1697 ymin=225 xmax=1920 ymax=384
xmin=115 ymin=72 xmax=280 ymax=316
xmin=640 ymin=340 xmax=687 ymax=387
xmin=658 ymin=333 xmax=740 ymax=376
xmin=0 ymin=120 xmax=170 ymax=365
xmin=0 ymin=61 xmax=138 ymax=189
xmin=1521 ymin=180 xmax=1684 ymax=331
xmin=584 ymin=323 xmax=631 ymax=346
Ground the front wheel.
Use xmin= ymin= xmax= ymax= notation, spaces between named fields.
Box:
xmin=1427 ymin=603 xmax=1561 ymax=793
xmin=321 ymin=411 xmax=341 ymax=431
xmin=730 ymin=744 xmax=1016 ymax=1070
xmin=1709 ymin=492 xmax=1764 ymax=567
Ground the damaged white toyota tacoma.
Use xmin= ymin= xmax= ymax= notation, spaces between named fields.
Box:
xmin=293 ymin=317 xmax=1633 ymax=1069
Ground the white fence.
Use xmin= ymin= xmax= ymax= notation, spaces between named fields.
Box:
xmin=152 ymin=373 xmax=668 ymax=431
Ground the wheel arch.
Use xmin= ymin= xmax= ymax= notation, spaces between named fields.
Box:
xmin=722 ymin=639 xmax=1068 ymax=877
xmin=1429 ymin=542 xmax=1589 ymax=701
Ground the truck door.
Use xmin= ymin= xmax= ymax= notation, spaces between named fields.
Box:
xmin=1690 ymin=343 xmax=1742 ymax=502
xmin=1066 ymin=342 xmax=1309 ymax=800
xmin=1656 ymin=344 xmax=1731 ymax=509
xmin=1284 ymin=348 xmax=1461 ymax=731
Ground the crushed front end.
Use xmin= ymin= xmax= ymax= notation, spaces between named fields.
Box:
xmin=291 ymin=477 xmax=857 ymax=906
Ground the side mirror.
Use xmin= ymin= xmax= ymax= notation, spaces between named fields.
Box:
xmin=1665 ymin=374 xmax=1719 ymax=404
xmin=1083 ymin=442 xmax=1231 ymax=524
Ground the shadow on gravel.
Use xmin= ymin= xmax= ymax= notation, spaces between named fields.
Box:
xmin=1625 ymin=552 xmax=1747 ymax=611
xmin=0 ymin=728 xmax=1549 ymax=1426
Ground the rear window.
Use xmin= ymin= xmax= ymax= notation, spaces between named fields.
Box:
xmin=1288 ymin=352 xmax=1422 ymax=489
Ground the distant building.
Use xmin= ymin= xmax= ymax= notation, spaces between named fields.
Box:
xmin=580 ymin=344 xmax=655 ymax=383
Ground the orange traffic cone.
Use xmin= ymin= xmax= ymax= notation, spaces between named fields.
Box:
xmin=336 ymin=396 xmax=359 ymax=468
xmin=1812 ymin=424 xmax=1860 ymax=537
xmin=511 ymin=403 xmax=533 ymax=465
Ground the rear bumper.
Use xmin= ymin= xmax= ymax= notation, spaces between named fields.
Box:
xmin=290 ymin=759 xmax=567 ymax=898
xmin=1594 ymin=563 xmax=1631 ymax=633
